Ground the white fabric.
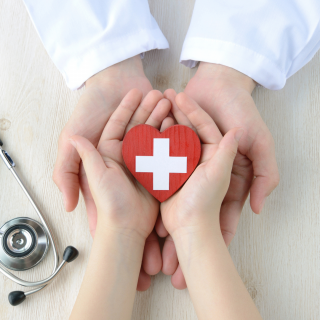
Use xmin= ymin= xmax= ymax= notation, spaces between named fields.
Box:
xmin=23 ymin=0 xmax=169 ymax=90
xmin=136 ymin=139 xmax=187 ymax=190
xmin=181 ymin=0 xmax=320 ymax=90
xmin=23 ymin=0 xmax=320 ymax=91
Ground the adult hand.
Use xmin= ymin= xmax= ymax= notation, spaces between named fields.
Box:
xmin=158 ymin=64 xmax=279 ymax=289
xmin=185 ymin=62 xmax=279 ymax=238
xmin=52 ymin=56 xmax=163 ymax=290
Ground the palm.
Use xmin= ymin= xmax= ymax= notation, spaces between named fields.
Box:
xmin=91 ymin=138 xmax=159 ymax=237
xmin=77 ymin=88 xmax=171 ymax=290
xmin=158 ymin=87 xmax=278 ymax=289
xmin=53 ymin=56 xmax=152 ymax=235
xmin=185 ymin=75 xmax=269 ymax=245
xmin=53 ymin=60 xmax=168 ymax=291
xmin=77 ymin=73 xmax=152 ymax=236
xmin=161 ymin=143 xmax=218 ymax=234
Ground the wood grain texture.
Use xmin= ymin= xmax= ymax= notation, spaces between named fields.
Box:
xmin=0 ymin=0 xmax=319 ymax=319
xmin=122 ymin=124 xmax=201 ymax=202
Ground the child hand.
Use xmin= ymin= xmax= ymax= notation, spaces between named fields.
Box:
xmin=70 ymin=89 xmax=171 ymax=243
xmin=160 ymin=91 xmax=242 ymax=275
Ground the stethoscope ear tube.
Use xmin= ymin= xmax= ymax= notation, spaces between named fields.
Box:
xmin=8 ymin=246 xmax=79 ymax=306
xmin=0 ymin=140 xmax=79 ymax=306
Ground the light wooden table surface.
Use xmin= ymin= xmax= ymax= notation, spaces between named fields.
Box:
xmin=1 ymin=1 xmax=320 ymax=319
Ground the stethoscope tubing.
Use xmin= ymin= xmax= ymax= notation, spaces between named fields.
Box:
xmin=0 ymin=140 xmax=78 ymax=306
xmin=0 ymin=150 xmax=60 ymax=295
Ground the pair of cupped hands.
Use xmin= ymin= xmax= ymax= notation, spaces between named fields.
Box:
xmin=53 ymin=55 xmax=279 ymax=290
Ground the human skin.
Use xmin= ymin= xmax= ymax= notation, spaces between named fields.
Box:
xmin=158 ymin=64 xmax=279 ymax=289
xmin=161 ymin=93 xmax=263 ymax=320
xmin=69 ymin=90 xmax=262 ymax=320
xmin=52 ymin=56 xmax=164 ymax=290
xmin=53 ymin=56 xmax=279 ymax=291
xmin=69 ymin=89 xmax=169 ymax=319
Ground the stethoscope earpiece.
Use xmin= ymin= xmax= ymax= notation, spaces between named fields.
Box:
xmin=0 ymin=140 xmax=79 ymax=306
xmin=7 ymin=245 xmax=79 ymax=306
xmin=8 ymin=291 xmax=26 ymax=306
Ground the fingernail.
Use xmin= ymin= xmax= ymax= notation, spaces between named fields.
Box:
xmin=258 ymin=198 xmax=266 ymax=214
xmin=235 ymin=129 xmax=244 ymax=142
xmin=69 ymin=138 xmax=76 ymax=148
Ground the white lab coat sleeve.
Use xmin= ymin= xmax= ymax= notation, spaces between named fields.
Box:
xmin=23 ymin=0 xmax=169 ymax=90
xmin=180 ymin=0 xmax=320 ymax=90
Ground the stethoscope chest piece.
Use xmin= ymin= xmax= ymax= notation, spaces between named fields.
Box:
xmin=0 ymin=217 xmax=49 ymax=271
xmin=0 ymin=139 xmax=79 ymax=306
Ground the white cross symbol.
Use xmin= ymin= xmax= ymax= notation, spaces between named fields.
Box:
xmin=136 ymin=138 xmax=187 ymax=190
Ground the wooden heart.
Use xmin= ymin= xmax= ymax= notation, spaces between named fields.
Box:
xmin=122 ymin=124 xmax=201 ymax=202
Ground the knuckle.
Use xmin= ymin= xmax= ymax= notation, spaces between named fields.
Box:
xmin=221 ymin=228 xmax=236 ymax=245
xmin=258 ymin=131 xmax=275 ymax=149
xmin=271 ymin=172 xmax=280 ymax=188
xmin=229 ymin=146 xmax=238 ymax=157
xmin=109 ymin=117 xmax=127 ymax=130
xmin=223 ymin=145 xmax=238 ymax=158
xmin=81 ymin=148 xmax=96 ymax=162
xmin=221 ymin=228 xmax=236 ymax=238
xmin=52 ymin=169 xmax=60 ymax=186
xmin=165 ymin=235 xmax=174 ymax=243
xmin=58 ymin=129 xmax=70 ymax=145
xmin=149 ymin=89 xmax=163 ymax=99
xmin=145 ymin=237 xmax=159 ymax=244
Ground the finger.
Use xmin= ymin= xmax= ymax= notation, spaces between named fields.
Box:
xmin=160 ymin=117 xmax=175 ymax=132
xmin=69 ymin=135 xmax=106 ymax=193
xmin=155 ymin=214 xmax=169 ymax=237
xmin=126 ymin=90 xmax=163 ymax=133
xmin=82 ymin=192 xmax=98 ymax=238
xmin=205 ymin=128 xmax=243 ymax=202
xmin=145 ymin=98 xmax=171 ymax=129
xmin=249 ymin=134 xmax=280 ymax=214
xmin=161 ymin=235 xmax=179 ymax=275
xmin=99 ymin=88 xmax=143 ymax=143
xmin=136 ymin=268 xmax=151 ymax=292
xmin=175 ymin=92 xmax=222 ymax=144
xmin=142 ymin=230 xmax=162 ymax=276
xmin=219 ymin=153 xmax=253 ymax=246
xmin=206 ymin=128 xmax=242 ymax=177
xmin=53 ymin=135 xmax=81 ymax=212
xmin=79 ymin=164 xmax=98 ymax=238
xmin=220 ymin=201 xmax=244 ymax=246
xmin=164 ymin=89 xmax=195 ymax=130
xmin=171 ymin=265 xmax=187 ymax=290
xmin=167 ymin=111 xmax=178 ymax=125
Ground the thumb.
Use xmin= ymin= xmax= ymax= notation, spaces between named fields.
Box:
xmin=248 ymin=133 xmax=279 ymax=214
xmin=53 ymin=136 xmax=81 ymax=212
xmin=206 ymin=128 xmax=243 ymax=194
xmin=69 ymin=136 xmax=107 ymax=194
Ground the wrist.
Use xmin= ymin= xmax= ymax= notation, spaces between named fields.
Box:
xmin=95 ymin=220 xmax=146 ymax=255
xmin=172 ymin=225 xmax=224 ymax=263
xmin=196 ymin=62 xmax=256 ymax=94
xmin=85 ymin=55 xmax=146 ymax=89
xmin=72 ymin=218 xmax=145 ymax=319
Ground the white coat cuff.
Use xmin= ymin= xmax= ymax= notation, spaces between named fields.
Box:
xmin=60 ymin=29 xmax=168 ymax=90
xmin=180 ymin=38 xmax=286 ymax=90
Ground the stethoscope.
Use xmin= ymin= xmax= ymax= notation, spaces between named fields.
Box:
xmin=0 ymin=139 xmax=79 ymax=306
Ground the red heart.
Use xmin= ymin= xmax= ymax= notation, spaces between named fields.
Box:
xmin=122 ymin=124 xmax=201 ymax=202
